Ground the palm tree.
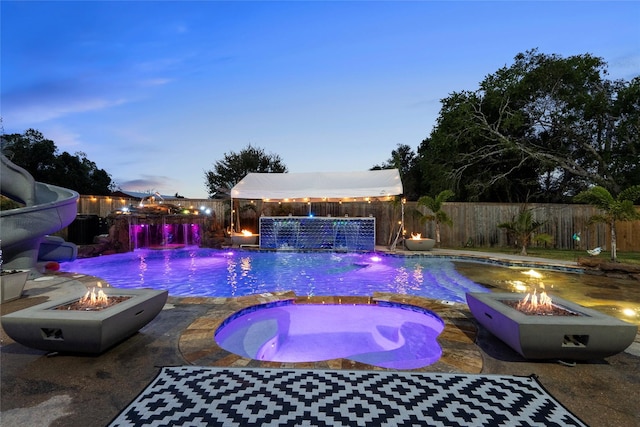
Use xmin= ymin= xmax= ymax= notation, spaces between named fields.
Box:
xmin=497 ymin=207 xmax=551 ymax=256
xmin=415 ymin=190 xmax=454 ymax=247
xmin=574 ymin=186 xmax=640 ymax=262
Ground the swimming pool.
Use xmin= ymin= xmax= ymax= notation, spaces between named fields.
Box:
xmin=61 ymin=248 xmax=489 ymax=302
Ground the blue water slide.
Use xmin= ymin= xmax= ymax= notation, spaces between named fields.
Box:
xmin=1 ymin=154 xmax=79 ymax=270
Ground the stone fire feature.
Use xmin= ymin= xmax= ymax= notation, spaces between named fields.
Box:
xmin=1 ymin=288 xmax=168 ymax=354
xmin=466 ymin=292 xmax=637 ymax=360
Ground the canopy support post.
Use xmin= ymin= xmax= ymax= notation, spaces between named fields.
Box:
xmin=230 ymin=197 xmax=234 ymax=235
xmin=390 ymin=198 xmax=405 ymax=251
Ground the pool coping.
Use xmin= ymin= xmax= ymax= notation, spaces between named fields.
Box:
xmin=177 ymin=292 xmax=484 ymax=374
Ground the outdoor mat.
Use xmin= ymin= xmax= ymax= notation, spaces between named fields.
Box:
xmin=108 ymin=366 xmax=587 ymax=427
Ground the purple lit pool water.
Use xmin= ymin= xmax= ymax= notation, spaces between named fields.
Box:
xmin=215 ymin=301 xmax=445 ymax=369
xmin=61 ymin=248 xmax=488 ymax=302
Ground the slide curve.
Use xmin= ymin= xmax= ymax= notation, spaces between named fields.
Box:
xmin=1 ymin=154 xmax=79 ymax=270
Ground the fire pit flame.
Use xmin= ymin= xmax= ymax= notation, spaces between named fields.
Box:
xmin=411 ymin=233 xmax=422 ymax=240
xmin=55 ymin=282 xmax=131 ymax=311
xmin=517 ymin=290 xmax=552 ymax=314
xmin=80 ymin=283 xmax=110 ymax=309
xmin=240 ymin=229 xmax=253 ymax=236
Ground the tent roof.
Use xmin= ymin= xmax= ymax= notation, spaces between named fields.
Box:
xmin=231 ymin=169 xmax=403 ymax=201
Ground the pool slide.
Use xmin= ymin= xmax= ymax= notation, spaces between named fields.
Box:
xmin=1 ymin=154 xmax=78 ymax=270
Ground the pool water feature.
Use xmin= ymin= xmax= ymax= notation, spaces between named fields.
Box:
xmin=215 ymin=300 xmax=445 ymax=369
xmin=61 ymin=248 xmax=488 ymax=302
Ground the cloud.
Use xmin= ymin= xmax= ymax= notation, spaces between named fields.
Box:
xmin=4 ymin=96 xmax=128 ymax=126
xmin=39 ymin=125 xmax=83 ymax=151
xmin=118 ymin=175 xmax=174 ymax=192
xmin=406 ymin=97 xmax=442 ymax=109
xmin=608 ymin=52 xmax=640 ymax=80
xmin=174 ymin=23 xmax=189 ymax=34
xmin=139 ymin=78 xmax=173 ymax=87
xmin=111 ymin=127 xmax=155 ymax=144
xmin=2 ymin=61 xmax=169 ymax=127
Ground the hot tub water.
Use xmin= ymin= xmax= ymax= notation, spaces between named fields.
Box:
xmin=215 ymin=301 xmax=445 ymax=369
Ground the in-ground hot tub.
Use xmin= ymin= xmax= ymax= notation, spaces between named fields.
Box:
xmin=215 ymin=299 xmax=445 ymax=369
xmin=467 ymin=292 xmax=638 ymax=360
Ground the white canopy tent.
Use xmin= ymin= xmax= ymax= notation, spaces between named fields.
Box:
xmin=229 ymin=169 xmax=405 ymax=246
xmin=230 ymin=169 xmax=403 ymax=202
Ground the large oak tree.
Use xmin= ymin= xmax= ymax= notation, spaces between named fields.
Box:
xmin=1 ymin=129 xmax=113 ymax=195
xmin=204 ymin=144 xmax=288 ymax=198
xmin=415 ymin=49 xmax=640 ymax=203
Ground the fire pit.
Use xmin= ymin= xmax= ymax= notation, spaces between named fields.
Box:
xmin=1 ymin=287 xmax=168 ymax=354
xmin=466 ymin=292 xmax=637 ymax=360
xmin=231 ymin=230 xmax=258 ymax=247
xmin=404 ymin=233 xmax=435 ymax=251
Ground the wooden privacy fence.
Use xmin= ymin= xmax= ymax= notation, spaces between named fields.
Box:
xmin=72 ymin=196 xmax=640 ymax=251
xmin=408 ymin=202 xmax=637 ymax=252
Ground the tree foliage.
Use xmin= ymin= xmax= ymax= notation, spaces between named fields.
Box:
xmin=371 ymin=143 xmax=419 ymax=200
xmin=204 ymin=144 xmax=288 ymax=198
xmin=497 ymin=207 xmax=552 ymax=256
xmin=1 ymin=129 xmax=114 ymax=195
xmin=413 ymin=49 xmax=640 ymax=203
xmin=415 ymin=190 xmax=455 ymax=246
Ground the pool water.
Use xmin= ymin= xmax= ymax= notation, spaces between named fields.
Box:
xmin=61 ymin=248 xmax=488 ymax=302
xmin=215 ymin=301 xmax=445 ymax=369
xmin=61 ymin=247 xmax=640 ymax=324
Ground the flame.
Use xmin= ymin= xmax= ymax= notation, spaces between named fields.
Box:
xmin=411 ymin=233 xmax=422 ymax=240
xmin=240 ymin=229 xmax=253 ymax=236
xmin=79 ymin=282 xmax=110 ymax=308
xmin=516 ymin=289 xmax=553 ymax=314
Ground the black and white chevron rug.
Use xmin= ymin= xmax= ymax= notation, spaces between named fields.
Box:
xmin=108 ymin=367 xmax=586 ymax=427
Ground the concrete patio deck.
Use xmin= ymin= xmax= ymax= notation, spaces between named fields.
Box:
xmin=1 ymin=250 xmax=639 ymax=426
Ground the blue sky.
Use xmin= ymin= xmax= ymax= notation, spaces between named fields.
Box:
xmin=2 ymin=1 xmax=639 ymax=199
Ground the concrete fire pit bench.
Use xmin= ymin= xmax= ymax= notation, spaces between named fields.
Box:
xmin=1 ymin=288 xmax=168 ymax=354
xmin=466 ymin=292 xmax=637 ymax=361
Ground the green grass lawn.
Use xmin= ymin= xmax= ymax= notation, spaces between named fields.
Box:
xmin=448 ymin=246 xmax=640 ymax=266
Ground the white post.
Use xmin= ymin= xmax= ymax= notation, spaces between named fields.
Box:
xmin=401 ymin=198 xmax=405 ymax=238
xmin=230 ymin=197 xmax=234 ymax=234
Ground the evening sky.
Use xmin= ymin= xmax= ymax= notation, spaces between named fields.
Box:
xmin=2 ymin=1 xmax=639 ymax=198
